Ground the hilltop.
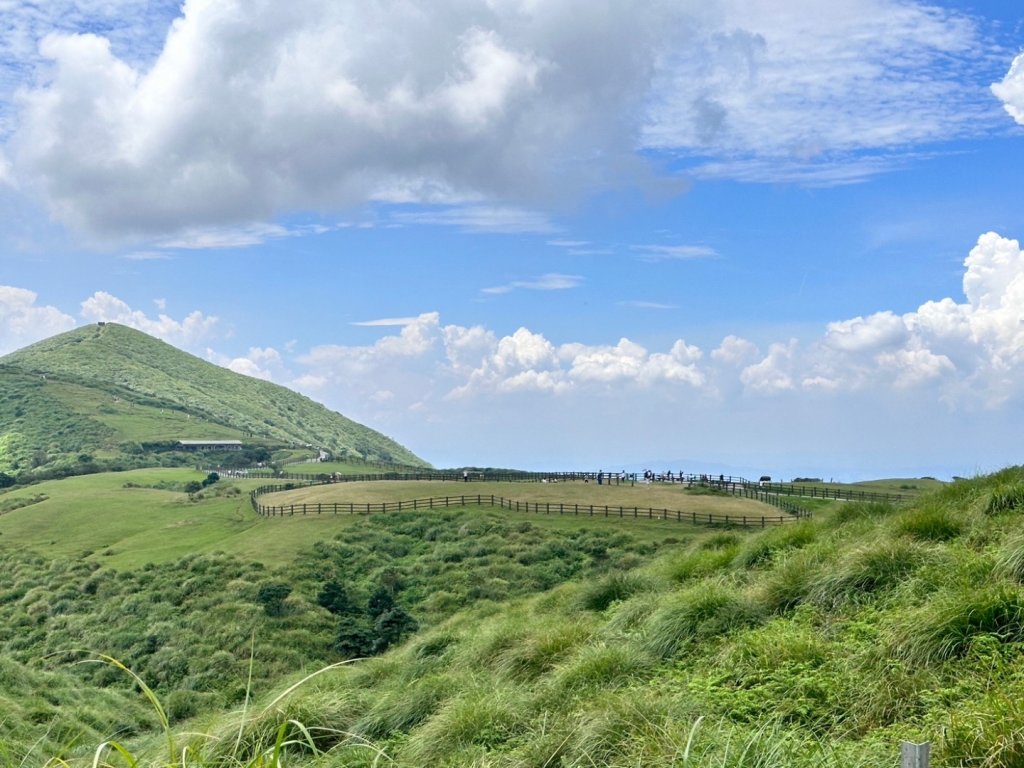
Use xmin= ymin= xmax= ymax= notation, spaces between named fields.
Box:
xmin=0 ymin=323 xmax=428 ymax=476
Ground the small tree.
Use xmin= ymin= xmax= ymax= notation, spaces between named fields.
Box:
xmin=371 ymin=606 xmax=418 ymax=654
xmin=256 ymin=582 xmax=292 ymax=616
xmin=367 ymin=584 xmax=395 ymax=620
xmin=334 ymin=620 xmax=375 ymax=658
xmin=0 ymin=472 xmax=14 ymax=489
xmin=317 ymin=579 xmax=353 ymax=616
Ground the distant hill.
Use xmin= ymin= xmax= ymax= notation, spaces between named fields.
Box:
xmin=0 ymin=323 xmax=428 ymax=475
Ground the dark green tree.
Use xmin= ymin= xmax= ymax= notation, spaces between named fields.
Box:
xmin=334 ymin=619 xmax=374 ymax=658
xmin=371 ymin=606 xmax=418 ymax=654
xmin=317 ymin=579 xmax=353 ymax=616
xmin=256 ymin=582 xmax=292 ymax=616
xmin=367 ymin=584 xmax=395 ymax=619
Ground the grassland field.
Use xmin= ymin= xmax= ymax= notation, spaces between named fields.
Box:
xmin=261 ymin=478 xmax=783 ymax=519
xmin=3 ymin=462 xmax=1024 ymax=767
xmin=0 ymin=468 xmax=792 ymax=569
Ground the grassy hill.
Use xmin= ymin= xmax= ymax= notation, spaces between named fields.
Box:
xmin=2 ymin=466 xmax=1024 ymax=765
xmin=0 ymin=323 xmax=428 ymax=476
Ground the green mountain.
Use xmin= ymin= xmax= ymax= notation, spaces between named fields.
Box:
xmin=0 ymin=323 xmax=428 ymax=474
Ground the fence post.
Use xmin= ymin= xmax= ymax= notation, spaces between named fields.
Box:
xmin=901 ymin=742 xmax=929 ymax=768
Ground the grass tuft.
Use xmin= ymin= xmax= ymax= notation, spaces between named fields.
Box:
xmin=892 ymin=584 xmax=1024 ymax=664
xmin=732 ymin=522 xmax=816 ymax=569
xmin=894 ymin=505 xmax=963 ymax=542
xmin=644 ymin=581 xmax=765 ymax=659
xmin=810 ymin=539 xmax=925 ymax=608
xmin=574 ymin=571 xmax=656 ymax=612
xmin=995 ymin=535 xmax=1024 ymax=583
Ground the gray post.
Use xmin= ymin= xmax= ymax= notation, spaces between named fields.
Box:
xmin=901 ymin=742 xmax=929 ymax=768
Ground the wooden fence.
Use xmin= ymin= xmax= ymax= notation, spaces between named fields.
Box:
xmin=229 ymin=467 xmax=908 ymax=503
xmin=249 ymin=484 xmax=807 ymax=528
xmin=238 ymin=470 xmax=812 ymax=523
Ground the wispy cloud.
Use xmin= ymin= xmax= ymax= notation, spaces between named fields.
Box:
xmin=482 ymin=273 xmax=584 ymax=295
xmin=121 ymin=250 xmax=171 ymax=261
xmin=352 ymin=317 xmax=424 ymax=327
xmin=631 ymin=244 xmax=717 ymax=262
xmin=392 ymin=206 xmax=557 ymax=234
xmin=618 ymin=300 xmax=678 ymax=310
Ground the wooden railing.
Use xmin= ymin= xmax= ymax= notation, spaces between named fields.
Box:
xmin=249 ymin=482 xmax=808 ymax=528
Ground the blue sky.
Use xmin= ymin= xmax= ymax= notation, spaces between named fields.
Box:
xmin=2 ymin=0 xmax=1024 ymax=480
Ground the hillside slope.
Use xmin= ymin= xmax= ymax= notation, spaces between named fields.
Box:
xmin=0 ymin=323 xmax=428 ymax=473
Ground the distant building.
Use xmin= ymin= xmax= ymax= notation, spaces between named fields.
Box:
xmin=177 ymin=440 xmax=244 ymax=451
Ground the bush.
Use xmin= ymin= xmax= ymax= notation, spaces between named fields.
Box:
xmin=986 ymin=482 xmax=1024 ymax=515
xmin=256 ymin=582 xmax=292 ymax=616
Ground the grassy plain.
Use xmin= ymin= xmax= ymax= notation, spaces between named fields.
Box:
xmin=0 ymin=469 xmax=765 ymax=568
xmin=9 ymin=465 xmax=1024 ymax=768
xmin=777 ymin=476 xmax=946 ymax=497
xmin=262 ymin=479 xmax=783 ymax=518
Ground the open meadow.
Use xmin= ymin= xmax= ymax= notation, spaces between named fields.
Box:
xmin=3 ymin=465 xmax=1024 ymax=767
xmin=0 ymin=469 xmax=791 ymax=570
xmin=259 ymin=478 xmax=783 ymax=520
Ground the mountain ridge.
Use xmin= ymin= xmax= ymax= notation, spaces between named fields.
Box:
xmin=0 ymin=323 xmax=428 ymax=474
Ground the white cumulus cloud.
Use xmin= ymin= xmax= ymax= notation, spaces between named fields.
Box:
xmin=992 ymin=52 xmax=1024 ymax=126
xmin=2 ymin=0 xmax=1001 ymax=240
xmin=0 ymin=286 xmax=76 ymax=355
xmin=79 ymin=291 xmax=218 ymax=349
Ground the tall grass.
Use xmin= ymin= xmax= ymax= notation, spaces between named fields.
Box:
xmin=644 ymin=581 xmax=765 ymax=659
xmin=891 ymin=583 xmax=1024 ymax=664
xmin=732 ymin=522 xmax=816 ymax=569
xmin=810 ymin=538 xmax=926 ymax=608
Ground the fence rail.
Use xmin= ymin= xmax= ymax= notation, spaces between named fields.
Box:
xmin=229 ymin=467 xmax=909 ymax=504
xmin=236 ymin=469 xmax=813 ymax=522
xmin=249 ymin=485 xmax=807 ymax=528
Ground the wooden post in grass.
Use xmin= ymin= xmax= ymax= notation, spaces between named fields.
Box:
xmin=901 ymin=742 xmax=929 ymax=768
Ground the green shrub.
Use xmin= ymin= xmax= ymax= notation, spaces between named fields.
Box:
xmin=355 ymin=672 xmax=461 ymax=738
xmin=664 ymin=546 xmax=737 ymax=582
xmin=828 ymin=501 xmax=897 ymax=527
xmin=941 ymin=689 xmax=1024 ymax=767
xmin=402 ymin=684 xmax=530 ymax=764
xmin=494 ymin=618 xmax=591 ymax=681
xmin=256 ymin=582 xmax=292 ymax=616
xmin=995 ymin=535 xmax=1024 ymax=583
xmin=549 ymin=642 xmax=651 ymax=694
xmin=757 ymin=548 xmax=825 ymax=614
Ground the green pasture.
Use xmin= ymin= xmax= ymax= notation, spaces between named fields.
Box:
xmin=276 ymin=460 xmax=392 ymax=475
xmin=0 ymin=470 xmax=781 ymax=568
xmin=261 ymin=478 xmax=784 ymax=518
xmin=778 ymin=476 xmax=946 ymax=498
